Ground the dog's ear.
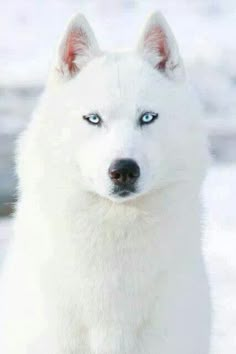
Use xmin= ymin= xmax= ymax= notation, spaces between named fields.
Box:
xmin=51 ymin=14 xmax=101 ymax=83
xmin=137 ymin=12 xmax=185 ymax=80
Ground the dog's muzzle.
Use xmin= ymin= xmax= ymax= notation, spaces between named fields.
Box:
xmin=108 ymin=159 xmax=140 ymax=197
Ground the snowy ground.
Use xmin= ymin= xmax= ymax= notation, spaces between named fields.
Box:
xmin=0 ymin=163 xmax=236 ymax=353
xmin=203 ymin=164 xmax=236 ymax=354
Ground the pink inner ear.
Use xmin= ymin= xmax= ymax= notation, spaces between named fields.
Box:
xmin=145 ymin=25 xmax=169 ymax=70
xmin=63 ymin=28 xmax=88 ymax=74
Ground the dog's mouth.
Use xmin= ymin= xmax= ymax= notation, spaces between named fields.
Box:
xmin=117 ymin=190 xmax=132 ymax=197
xmin=111 ymin=184 xmax=137 ymax=199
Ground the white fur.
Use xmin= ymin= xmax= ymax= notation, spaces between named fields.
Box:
xmin=0 ymin=12 xmax=211 ymax=354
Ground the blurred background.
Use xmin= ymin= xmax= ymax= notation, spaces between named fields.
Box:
xmin=0 ymin=0 xmax=235 ymax=353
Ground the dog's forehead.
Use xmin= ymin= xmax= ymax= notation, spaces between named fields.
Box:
xmin=76 ymin=52 xmax=163 ymax=100
xmin=62 ymin=52 xmax=173 ymax=116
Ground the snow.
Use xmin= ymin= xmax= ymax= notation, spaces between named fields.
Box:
xmin=0 ymin=164 xmax=236 ymax=353
xmin=0 ymin=218 xmax=12 ymax=267
xmin=203 ymin=164 xmax=236 ymax=354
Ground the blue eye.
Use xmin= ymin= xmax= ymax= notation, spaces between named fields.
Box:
xmin=83 ymin=113 xmax=102 ymax=126
xmin=140 ymin=112 xmax=159 ymax=126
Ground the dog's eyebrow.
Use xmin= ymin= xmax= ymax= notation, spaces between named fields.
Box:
xmin=137 ymin=107 xmax=150 ymax=114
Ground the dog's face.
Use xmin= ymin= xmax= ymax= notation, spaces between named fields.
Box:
xmin=43 ymin=13 xmax=206 ymax=202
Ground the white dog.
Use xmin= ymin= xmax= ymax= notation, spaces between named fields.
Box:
xmin=0 ymin=12 xmax=211 ymax=354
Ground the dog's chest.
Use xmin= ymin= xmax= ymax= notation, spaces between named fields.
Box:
xmin=47 ymin=228 xmax=161 ymax=330
xmin=44 ymin=231 xmax=162 ymax=354
xmin=80 ymin=246 xmax=158 ymax=325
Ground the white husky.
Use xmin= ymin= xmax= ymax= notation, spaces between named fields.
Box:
xmin=0 ymin=12 xmax=211 ymax=354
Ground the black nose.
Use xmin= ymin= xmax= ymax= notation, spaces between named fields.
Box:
xmin=108 ymin=159 xmax=140 ymax=186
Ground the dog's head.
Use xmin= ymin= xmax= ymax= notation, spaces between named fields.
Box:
xmin=41 ymin=13 xmax=207 ymax=203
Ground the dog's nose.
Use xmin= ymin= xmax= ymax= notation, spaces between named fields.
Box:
xmin=108 ymin=159 xmax=140 ymax=185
